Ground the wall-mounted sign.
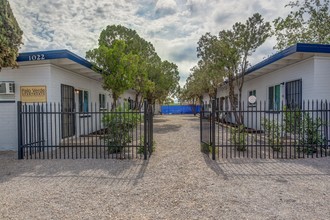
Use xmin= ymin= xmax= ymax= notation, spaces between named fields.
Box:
xmin=20 ymin=86 xmax=47 ymax=103
xmin=248 ymin=95 xmax=257 ymax=104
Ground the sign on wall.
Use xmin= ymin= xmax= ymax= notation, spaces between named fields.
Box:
xmin=20 ymin=86 xmax=47 ymax=103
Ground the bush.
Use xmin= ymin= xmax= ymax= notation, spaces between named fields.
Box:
xmin=283 ymin=106 xmax=301 ymax=134
xmin=230 ymin=125 xmax=247 ymax=151
xmin=201 ymin=143 xmax=211 ymax=154
xmin=262 ymin=118 xmax=283 ymax=152
xmin=299 ymin=113 xmax=326 ymax=154
xmin=102 ymin=105 xmax=142 ymax=153
xmin=138 ymin=136 xmax=156 ymax=154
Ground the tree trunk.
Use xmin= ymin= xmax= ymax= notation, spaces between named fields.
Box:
xmin=112 ymin=94 xmax=118 ymax=111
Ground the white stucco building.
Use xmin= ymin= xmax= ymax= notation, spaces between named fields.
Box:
xmin=0 ymin=50 xmax=137 ymax=150
xmin=217 ymin=43 xmax=330 ymax=110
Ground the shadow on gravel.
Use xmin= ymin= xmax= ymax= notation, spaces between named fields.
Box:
xmin=183 ymin=117 xmax=200 ymax=122
xmin=0 ymin=151 xmax=149 ymax=188
xmin=154 ymin=124 xmax=182 ymax=134
xmin=153 ymin=118 xmax=169 ymax=123
xmin=212 ymin=157 xmax=330 ymax=181
xmin=202 ymin=153 xmax=228 ymax=180
xmin=201 ymin=150 xmax=330 ymax=181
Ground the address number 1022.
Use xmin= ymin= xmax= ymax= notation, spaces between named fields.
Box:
xmin=28 ymin=54 xmax=46 ymax=61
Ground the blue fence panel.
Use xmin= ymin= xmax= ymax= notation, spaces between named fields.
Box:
xmin=161 ymin=105 xmax=201 ymax=114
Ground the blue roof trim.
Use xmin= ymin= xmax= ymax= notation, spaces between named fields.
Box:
xmin=246 ymin=43 xmax=330 ymax=75
xmin=17 ymin=49 xmax=93 ymax=69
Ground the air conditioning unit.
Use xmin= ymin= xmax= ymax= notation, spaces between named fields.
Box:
xmin=0 ymin=82 xmax=15 ymax=94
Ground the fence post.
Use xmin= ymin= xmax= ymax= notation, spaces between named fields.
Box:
xmin=144 ymin=99 xmax=148 ymax=160
xmin=149 ymin=105 xmax=153 ymax=155
xmin=211 ymin=99 xmax=216 ymax=160
xmin=17 ymin=101 xmax=23 ymax=159
xmin=200 ymin=98 xmax=203 ymax=143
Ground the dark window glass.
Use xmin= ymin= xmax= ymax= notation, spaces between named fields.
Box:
xmin=286 ymin=79 xmax=302 ymax=109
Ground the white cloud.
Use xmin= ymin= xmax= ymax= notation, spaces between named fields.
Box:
xmin=156 ymin=0 xmax=177 ymax=11
xmin=10 ymin=0 xmax=293 ymax=88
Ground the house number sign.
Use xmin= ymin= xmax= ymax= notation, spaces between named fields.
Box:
xmin=28 ymin=54 xmax=46 ymax=61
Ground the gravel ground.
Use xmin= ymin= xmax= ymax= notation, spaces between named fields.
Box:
xmin=0 ymin=115 xmax=329 ymax=220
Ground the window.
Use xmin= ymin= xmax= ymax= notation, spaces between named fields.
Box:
xmin=286 ymin=79 xmax=302 ymax=109
xmin=248 ymin=90 xmax=256 ymax=106
xmin=233 ymin=94 xmax=238 ymax=108
xmin=128 ymin=97 xmax=134 ymax=110
xmin=268 ymin=85 xmax=281 ymax=111
xmin=78 ymin=90 xmax=89 ymax=112
xmin=219 ymin=97 xmax=225 ymax=111
xmin=99 ymin=94 xmax=106 ymax=109
xmin=216 ymin=98 xmax=220 ymax=110
xmin=224 ymin=96 xmax=229 ymax=111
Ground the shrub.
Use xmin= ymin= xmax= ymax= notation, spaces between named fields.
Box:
xmin=230 ymin=125 xmax=247 ymax=151
xmin=102 ymin=105 xmax=142 ymax=153
xmin=201 ymin=143 xmax=211 ymax=154
xmin=299 ymin=113 xmax=326 ymax=154
xmin=262 ymin=118 xmax=283 ymax=152
xmin=283 ymin=106 xmax=301 ymax=134
xmin=138 ymin=136 xmax=156 ymax=154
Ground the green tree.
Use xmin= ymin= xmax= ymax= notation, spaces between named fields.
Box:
xmin=96 ymin=25 xmax=159 ymax=109
xmin=147 ymin=60 xmax=180 ymax=106
xmin=227 ymin=13 xmax=271 ymax=124
xmin=87 ymin=25 xmax=180 ymax=110
xmin=0 ymin=0 xmax=23 ymax=71
xmin=274 ymin=0 xmax=330 ymax=50
xmin=197 ymin=33 xmax=226 ymax=100
xmin=86 ymin=40 xmax=139 ymax=109
xmin=196 ymin=13 xmax=271 ymax=124
xmin=180 ymin=68 xmax=206 ymax=104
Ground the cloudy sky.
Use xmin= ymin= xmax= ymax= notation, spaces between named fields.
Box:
xmin=10 ymin=0 xmax=292 ymax=86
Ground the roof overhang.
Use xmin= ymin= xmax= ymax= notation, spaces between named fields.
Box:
xmin=17 ymin=50 xmax=102 ymax=81
xmin=244 ymin=43 xmax=330 ymax=81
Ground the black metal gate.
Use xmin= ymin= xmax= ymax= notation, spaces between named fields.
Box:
xmin=201 ymin=99 xmax=330 ymax=160
xmin=17 ymin=100 xmax=153 ymax=160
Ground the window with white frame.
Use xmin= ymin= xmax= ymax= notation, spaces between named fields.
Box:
xmin=268 ymin=84 xmax=281 ymax=111
xmin=99 ymin=94 xmax=106 ymax=109
xmin=78 ymin=90 xmax=89 ymax=112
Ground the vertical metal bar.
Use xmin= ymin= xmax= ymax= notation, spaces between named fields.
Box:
xmin=326 ymin=100 xmax=329 ymax=157
xmin=93 ymin=102 xmax=97 ymax=159
xmin=151 ymin=105 xmax=154 ymax=155
xmin=211 ymin=99 xmax=216 ymax=160
xmin=33 ymin=104 xmax=36 ymax=159
xmin=46 ymin=103 xmax=49 ymax=159
xmin=264 ymin=101 xmax=267 ymax=159
xmin=87 ymin=103 xmax=91 ymax=159
xmin=200 ymin=99 xmax=203 ymax=144
xmin=17 ymin=101 xmax=23 ymax=159
xmin=50 ymin=103 xmax=54 ymax=159
xmin=58 ymin=103 xmax=61 ymax=159
xmin=143 ymin=100 xmax=148 ymax=160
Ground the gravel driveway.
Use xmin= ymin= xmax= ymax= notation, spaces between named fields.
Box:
xmin=0 ymin=115 xmax=329 ymax=219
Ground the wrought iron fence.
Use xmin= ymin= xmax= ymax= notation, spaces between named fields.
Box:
xmin=17 ymin=101 xmax=153 ymax=160
xmin=201 ymin=99 xmax=330 ymax=159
